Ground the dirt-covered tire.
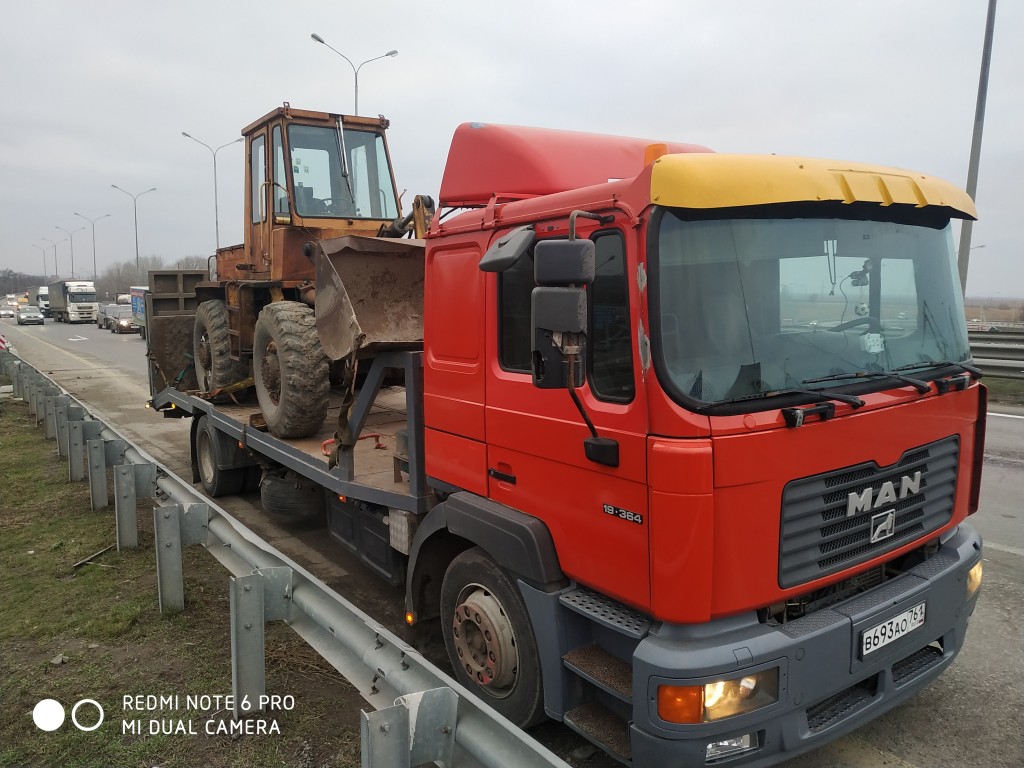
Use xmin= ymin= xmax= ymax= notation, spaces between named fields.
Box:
xmin=259 ymin=469 xmax=325 ymax=523
xmin=194 ymin=300 xmax=248 ymax=396
xmin=440 ymin=547 xmax=545 ymax=728
xmin=253 ymin=301 xmax=329 ymax=439
xmin=195 ymin=415 xmax=245 ymax=497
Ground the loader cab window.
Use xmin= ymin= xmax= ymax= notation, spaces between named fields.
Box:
xmin=498 ymin=230 xmax=635 ymax=402
xmin=250 ymin=134 xmax=266 ymax=224
xmin=287 ymin=124 xmax=399 ymax=220
xmin=272 ymin=126 xmax=289 ymax=216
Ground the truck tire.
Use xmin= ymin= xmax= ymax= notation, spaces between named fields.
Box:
xmin=194 ymin=300 xmax=248 ymax=397
xmin=259 ymin=469 xmax=325 ymax=523
xmin=195 ymin=416 xmax=245 ymax=497
xmin=253 ymin=302 xmax=329 ymax=439
xmin=440 ymin=547 xmax=545 ymax=728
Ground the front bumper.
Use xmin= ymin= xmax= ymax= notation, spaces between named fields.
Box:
xmin=630 ymin=523 xmax=982 ymax=767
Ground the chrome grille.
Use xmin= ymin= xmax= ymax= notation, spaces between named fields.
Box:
xmin=779 ymin=437 xmax=959 ymax=588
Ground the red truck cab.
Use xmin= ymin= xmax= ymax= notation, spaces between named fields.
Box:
xmin=409 ymin=123 xmax=985 ymax=765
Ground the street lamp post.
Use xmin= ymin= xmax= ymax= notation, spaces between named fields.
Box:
xmin=32 ymin=244 xmax=47 ymax=281
xmin=41 ymin=237 xmax=65 ymax=278
xmin=111 ymin=185 xmax=157 ymax=268
xmin=55 ymin=225 xmax=85 ymax=278
xmin=310 ymin=33 xmax=398 ymax=115
xmin=74 ymin=212 xmax=111 ymax=281
xmin=181 ymin=133 xmax=243 ymax=250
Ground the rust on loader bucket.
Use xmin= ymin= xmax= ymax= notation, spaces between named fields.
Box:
xmin=314 ymin=235 xmax=426 ymax=361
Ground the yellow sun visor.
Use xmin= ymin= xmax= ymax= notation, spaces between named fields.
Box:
xmin=649 ymin=154 xmax=976 ymax=220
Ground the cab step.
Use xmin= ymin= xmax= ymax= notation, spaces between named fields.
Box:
xmin=563 ymin=643 xmax=632 ymax=701
xmin=559 ymin=586 xmax=651 ymax=639
xmin=563 ymin=701 xmax=632 ymax=763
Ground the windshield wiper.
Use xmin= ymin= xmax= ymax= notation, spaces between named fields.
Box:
xmin=892 ymin=360 xmax=983 ymax=379
xmin=697 ymin=386 xmax=865 ymax=411
xmin=803 ymin=369 xmax=931 ymax=394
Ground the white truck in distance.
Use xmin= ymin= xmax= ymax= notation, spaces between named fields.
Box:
xmin=48 ymin=280 xmax=99 ymax=323
xmin=29 ymin=286 xmax=50 ymax=317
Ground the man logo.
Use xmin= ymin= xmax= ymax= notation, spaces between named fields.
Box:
xmin=870 ymin=509 xmax=897 ymax=543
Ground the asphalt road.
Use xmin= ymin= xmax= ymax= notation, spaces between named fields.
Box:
xmin=3 ymin=316 xmax=1022 ymax=767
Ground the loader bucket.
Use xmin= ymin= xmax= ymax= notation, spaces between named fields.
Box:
xmin=315 ymin=235 xmax=426 ymax=361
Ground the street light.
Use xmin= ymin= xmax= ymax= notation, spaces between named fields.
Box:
xmin=111 ymin=185 xmax=157 ymax=268
xmin=55 ymin=225 xmax=85 ymax=279
xmin=310 ymin=33 xmax=398 ymax=115
xmin=181 ymin=133 xmax=243 ymax=250
xmin=74 ymin=212 xmax=111 ymax=281
xmin=32 ymin=244 xmax=47 ymax=281
xmin=41 ymin=237 xmax=65 ymax=278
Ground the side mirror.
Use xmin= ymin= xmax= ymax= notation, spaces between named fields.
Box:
xmin=532 ymin=287 xmax=586 ymax=389
xmin=530 ymin=239 xmax=595 ymax=389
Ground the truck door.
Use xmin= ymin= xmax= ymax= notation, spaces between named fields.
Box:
xmin=246 ymin=131 xmax=270 ymax=271
xmin=484 ymin=226 xmax=651 ymax=609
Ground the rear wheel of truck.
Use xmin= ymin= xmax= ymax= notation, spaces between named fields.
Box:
xmin=253 ymin=301 xmax=329 ymax=439
xmin=194 ymin=300 xmax=248 ymax=398
xmin=195 ymin=415 xmax=245 ymax=497
xmin=440 ymin=547 xmax=545 ymax=728
xmin=259 ymin=469 xmax=325 ymax=523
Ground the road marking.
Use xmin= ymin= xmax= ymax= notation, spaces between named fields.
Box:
xmin=68 ymin=335 xmax=88 ymax=342
xmin=989 ymin=412 xmax=1024 ymax=420
xmin=985 ymin=541 xmax=1024 ymax=558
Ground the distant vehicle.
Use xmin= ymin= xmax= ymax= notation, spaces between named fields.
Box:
xmin=109 ymin=306 xmax=140 ymax=334
xmin=48 ymin=280 xmax=99 ymax=323
xmin=16 ymin=305 xmax=44 ymax=325
xmin=29 ymin=286 xmax=50 ymax=317
xmin=97 ymin=303 xmax=120 ymax=329
xmin=130 ymin=285 xmax=148 ymax=339
xmin=0 ymin=306 xmax=14 ymax=318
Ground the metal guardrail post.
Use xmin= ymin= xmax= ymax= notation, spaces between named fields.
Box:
xmin=68 ymin=420 xmax=103 ymax=482
xmin=361 ymin=688 xmax=457 ymax=768
xmin=87 ymin=439 xmax=108 ymax=510
xmin=230 ymin=573 xmax=267 ymax=718
xmin=114 ymin=465 xmax=139 ymax=550
xmin=44 ymin=395 xmax=57 ymax=439
xmin=153 ymin=502 xmax=211 ymax=614
xmin=154 ymin=504 xmax=186 ymax=614
xmin=55 ymin=399 xmax=70 ymax=458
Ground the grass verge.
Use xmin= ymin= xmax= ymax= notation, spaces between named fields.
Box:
xmin=0 ymin=387 xmax=361 ymax=768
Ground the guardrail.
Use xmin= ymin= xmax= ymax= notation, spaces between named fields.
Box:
xmin=0 ymin=350 xmax=570 ymax=768
xmin=969 ymin=330 xmax=1024 ymax=379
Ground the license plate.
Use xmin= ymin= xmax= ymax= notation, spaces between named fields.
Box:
xmin=861 ymin=602 xmax=926 ymax=657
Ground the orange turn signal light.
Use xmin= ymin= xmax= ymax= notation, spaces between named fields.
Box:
xmin=657 ymin=684 xmax=703 ymax=724
xmin=405 ymin=611 xmax=415 ymax=625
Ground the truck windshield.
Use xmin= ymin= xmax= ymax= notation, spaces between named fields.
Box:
xmin=286 ymin=124 xmax=399 ymax=220
xmin=649 ymin=208 xmax=970 ymax=410
xmin=69 ymin=293 xmax=97 ymax=303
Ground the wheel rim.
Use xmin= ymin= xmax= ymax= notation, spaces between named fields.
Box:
xmin=260 ymin=340 xmax=281 ymax=405
xmin=451 ymin=585 xmax=519 ymax=696
xmin=196 ymin=332 xmax=212 ymax=388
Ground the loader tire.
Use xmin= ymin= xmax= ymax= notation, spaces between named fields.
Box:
xmin=194 ymin=300 xmax=248 ymax=398
xmin=253 ymin=301 xmax=329 ymax=439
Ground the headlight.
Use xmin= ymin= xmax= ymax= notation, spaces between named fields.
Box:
xmin=967 ymin=560 xmax=983 ymax=597
xmin=657 ymin=668 xmax=779 ymax=724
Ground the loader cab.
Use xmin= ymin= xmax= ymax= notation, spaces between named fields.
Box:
xmin=239 ymin=104 xmax=402 ymax=281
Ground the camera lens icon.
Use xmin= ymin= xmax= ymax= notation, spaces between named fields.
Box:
xmin=33 ymin=699 xmax=104 ymax=732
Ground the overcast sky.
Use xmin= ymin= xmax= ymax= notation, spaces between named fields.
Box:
xmin=1 ymin=1 xmax=1019 ymax=296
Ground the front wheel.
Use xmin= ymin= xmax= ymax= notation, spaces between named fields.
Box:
xmin=440 ymin=547 xmax=545 ymax=728
xmin=253 ymin=302 xmax=328 ymax=439
xmin=194 ymin=300 xmax=248 ymax=397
